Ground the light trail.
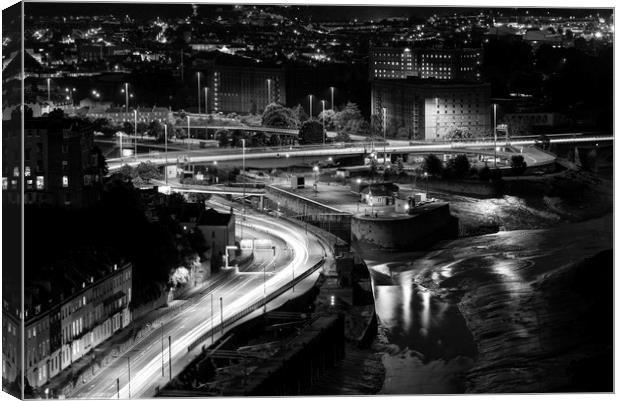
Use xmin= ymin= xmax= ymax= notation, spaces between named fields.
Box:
xmin=109 ymin=208 xmax=319 ymax=399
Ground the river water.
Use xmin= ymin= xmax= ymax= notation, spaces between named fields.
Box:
xmin=360 ymin=213 xmax=613 ymax=394
xmin=362 ymin=251 xmax=477 ymax=394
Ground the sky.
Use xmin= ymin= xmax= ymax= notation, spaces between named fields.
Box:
xmin=24 ymin=2 xmax=613 ymax=21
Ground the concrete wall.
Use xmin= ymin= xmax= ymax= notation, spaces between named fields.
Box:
xmin=265 ymin=186 xmax=352 ymax=243
xmin=351 ymin=204 xmax=458 ymax=251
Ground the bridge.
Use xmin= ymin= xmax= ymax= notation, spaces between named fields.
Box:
xmin=107 ymin=134 xmax=612 ymax=171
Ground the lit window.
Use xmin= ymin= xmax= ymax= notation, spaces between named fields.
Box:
xmin=62 ymin=176 xmax=69 ymax=188
xmin=36 ymin=176 xmax=44 ymax=190
xmin=13 ymin=167 xmax=19 ymax=177
xmin=25 ymin=167 xmax=31 ymax=177
xmin=2 ymin=178 xmax=7 ymax=190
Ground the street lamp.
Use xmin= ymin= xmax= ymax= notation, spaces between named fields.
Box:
xmin=434 ymin=97 xmax=439 ymax=140
xmin=330 ymin=86 xmax=335 ymax=110
xmin=123 ymin=82 xmax=129 ymax=114
xmin=308 ymin=94 xmax=313 ymax=117
xmin=266 ymin=78 xmax=272 ymax=105
xmin=493 ymin=103 xmax=497 ymax=168
xmin=382 ymin=107 xmax=387 ymax=165
xmin=423 ymin=171 xmax=429 ymax=194
xmin=133 ymin=109 xmax=137 ymax=160
xmin=164 ymin=124 xmax=168 ymax=184
xmin=186 ymin=115 xmax=191 ymax=152
xmin=46 ymin=78 xmax=51 ymax=102
xmin=320 ymin=100 xmax=326 ymax=145
xmin=313 ymin=165 xmax=319 ymax=196
xmin=242 ymin=138 xmax=246 ymax=224
xmin=204 ymin=87 xmax=209 ymax=115
xmin=196 ymin=72 xmax=201 ymax=114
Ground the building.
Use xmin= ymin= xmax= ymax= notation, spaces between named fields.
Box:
xmin=369 ymin=46 xmax=416 ymax=80
xmin=205 ymin=65 xmax=285 ymax=114
xmin=85 ymin=106 xmax=172 ymax=125
xmin=2 ymin=111 xmax=106 ymax=206
xmin=360 ymin=183 xmax=399 ymax=206
xmin=22 ymin=259 xmax=132 ymax=389
xmin=501 ymin=112 xmax=569 ymax=135
xmin=417 ymin=48 xmax=481 ymax=81
xmin=195 ymin=208 xmax=236 ymax=268
xmin=77 ymin=43 xmax=115 ymax=62
xmin=369 ymin=46 xmax=482 ymax=81
xmin=195 ymin=52 xmax=285 ymax=114
xmin=371 ymin=78 xmax=492 ymax=140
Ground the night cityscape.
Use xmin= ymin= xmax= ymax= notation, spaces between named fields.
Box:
xmin=1 ymin=1 xmax=615 ymax=399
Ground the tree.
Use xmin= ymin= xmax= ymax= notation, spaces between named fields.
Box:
xmin=134 ymin=161 xmax=161 ymax=182
xmin=137 ymin=122 xmax=149 ymax=136
xmin=318 ymin=109 xmax=337 ymax=130
xmin=334 ymin=131 xmax=351 ymax=142
xmin=510 ymin=155 xmax=527 ymax=175
xmin=445 ymin=127 xmax=473 ymax=140
xmin=478 ymin=164 xmax=492 ymax=181
xmin=268 ymin=134 xmax=282 ymax=146
xmin=261 ymin=103 xmax=300 ymax=129
xmin=230 ymin=130 xmax=244 ymax=147
xmin=251 ymin=131 xmax=267 ymax=147
xmin=147 ymin=120 xmax=164 ymax=139
xmin=117 ymin=164 xmax=135 ymax=181
xmin=122 ymin=121 xmax=134 ymax=134
xmin=216 ymin=130 xmax=229 ymax=147
xmin=334 ymin=102 xmax=363 ymax=130
xmin=422 ymin=154 xmax=443 ymax=177
xmin=395 ymin=157 xmax=405 ymax=176
xmin=298 ymin=119 xmax=324 ymax=144
xmin=446 ymin=154 xmax=471 ymax=178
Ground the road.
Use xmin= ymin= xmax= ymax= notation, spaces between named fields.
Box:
xmin=105 ymin=134 xmax=612 ymax=171
xmin=69 ymin=201 xmax=328 ymax=399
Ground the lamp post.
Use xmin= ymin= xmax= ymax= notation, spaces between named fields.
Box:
xmin=133 ymin=109 xmax=137 ymax=160
xmin=127 ymin=356 xmax=131 ymax=399
xmin=266 ymin=78 xmax=272 ymax=104
xmin=321 ymin=100 xmax=326 ymax=145
xmin=424 ymin=171 xmax=429 ymax=194
xmin=313 ymin=165 xmax=319 ymax=196
xmin=220 ymin=297 xmax=224 ymax=335
xmin=211 ymin=293 xmax=214 ymax=343
xmin=164 ymin=124 xmax=168 ymax=184
xmin=124 ymin=82 xmax=129 ymax=114
xmin=46 ymin=78 xmax=51 ymax=102
xmin=241 ymin=137 xmax=246 ymax=214
xmin=161 ymin=323 xmax=165 ymax=377
xmin=263 ymin=262 xmax=267 ymax=313
xmin=434 ymin=97 xmax=439 ymax=140
xmin=204 ymin=87 xmax=209 ymax=115
xmin=65 ymin=87 xmax=76 ymax=105
xmin=330 ymin=86 xmax=335 ymax=110
xmin=308 ymin=94 xmax=313 ymax=117
xmin=493 ymin=103 xmax=497 ymax=168
xmin=196 ymin=72 xmax=201 ymax=114
xmin=187 ymin=115 xmax=191 ymax=152
xmin=382 ymin=107 xmax=387 ymax=165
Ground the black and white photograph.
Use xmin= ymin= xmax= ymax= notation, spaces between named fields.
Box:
xmin=1 ymin=1 xmax=615 ymax=399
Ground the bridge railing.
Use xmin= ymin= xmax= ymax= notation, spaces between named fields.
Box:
xmin=186 ymin=257 xmax=326 ymax=352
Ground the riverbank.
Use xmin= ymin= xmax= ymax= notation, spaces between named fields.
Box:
xmin=415 ymin=215 xmax=613 ymax=393
xmin=358 ymin=212 xmax=612 ymax=394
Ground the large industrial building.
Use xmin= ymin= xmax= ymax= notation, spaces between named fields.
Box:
xmin=370 ymin=46 xmax=482 ymax=82
xmin=371 ymin=78 xmax=492 ymax=140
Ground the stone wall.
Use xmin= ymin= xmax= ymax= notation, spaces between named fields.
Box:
xmin=351 ymin=204 xmax=458 ymax=251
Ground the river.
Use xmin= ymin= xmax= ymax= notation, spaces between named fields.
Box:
xmin=359 ymin=213 xmax=613 ymax=394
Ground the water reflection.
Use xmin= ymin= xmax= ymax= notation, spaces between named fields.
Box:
xmin=371 ymin=265 xmax=476 ymax=362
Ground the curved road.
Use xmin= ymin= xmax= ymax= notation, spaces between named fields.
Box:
xmin=69 ymin=203 xmax=328 ymax=399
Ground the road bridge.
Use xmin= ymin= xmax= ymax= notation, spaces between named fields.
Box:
xmin=107 ymin=135 xmax=612 ymax=171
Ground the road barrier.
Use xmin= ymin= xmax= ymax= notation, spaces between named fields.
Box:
xmin=186 ymin=257 xmax=326 ymax=351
